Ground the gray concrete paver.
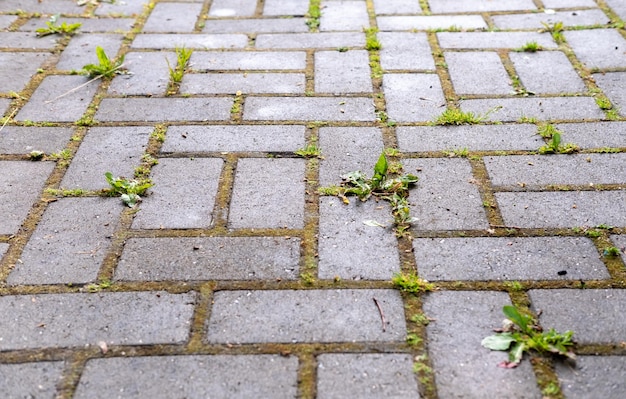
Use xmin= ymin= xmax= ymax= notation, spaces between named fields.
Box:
xmin=0 ymin=126 xmax=74 ymax=155
xmin=108 ymin=52 xmax=176 ymax=96
xmin=492 ymin=9 xmax=609 ymax=29
xmin=0 ymin=362 xmax=64 ymax=399
xmin=555 ymin=122 xmax=626 ymax=149
xmin=383 ymin=73 xmax=445 ymax=122
xmin=377 ymin=15 xmax=487 ymax=31
xmin=594 ymin=72 xmax=626 ymax=118
xmin=510 ymin=51 xmax=586 ymax=95
xmin=95 ymin=97 xmax=233 ymax=122
xmin=243 ymin=97 xmax=376 ymax=121
xmin=189 ymin=51 xmax=307 ymax=70
xmin=181 ymin=72 xmax=306 ymax=94
xmin=142 ymin=2 xmax=202 ymax=33
xmin=0 ymin=52 xmax=51 ymax=93
xmin=203 ymin=18 xmax=309 ymax=34
xmin=264 ymin=0 xmax=309 ymax=16
xmin=55 ymin=34 xmax=123 ymax=71
xmin=555 ymin=356 xmax=626 ymax=399
xmin=0 ymin=32 xmax=56 ymax=50
xmin=378 ymin=32 xmax=435 ymax=71
xmin=319 ymin=1 xmax=370 ymax=32
xmin=131 ymin=33 xmax=248 ymax=49
xmin=315 ymin=50 xmax=372 ymax=94
xmin=565 ymin=30 xmax=626 ymax=70
xmin=446 ymin=51 xmax=512 ymax=95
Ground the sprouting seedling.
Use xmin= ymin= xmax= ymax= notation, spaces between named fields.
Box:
xmin=167 ymin=46 xmax=193 ymax=84
xmin=105 ymin=172 xmax=152 ymax=208
xmin=482 ymin=305 xmax=575 ymax=368
xmin=36 ymin=14 xmax=81 ymax=37
xmin=82 ymin=46 xmax=125 ymax=78
xmin=538 ymin=132 xmax=579 ymax=154
xmin=295 ymin=144 xmax=322 ymax=159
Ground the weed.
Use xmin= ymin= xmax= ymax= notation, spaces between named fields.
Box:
xmin=406 ymin=333 xmax=422 ymax=346
xmin=516 ymin=41 xmax=542 ymax=52
xmin=306 ymin=0 xmax=321 ymax=31
xmin=603 ymin=246 xmax=621 ymax=257
xmin=82 ymin=46 xmax=125 ymax=78
xmin=518 ymin=115 xmax=538 ymax=123
xmin=318 ymin=185 xmax=342 ymax=196
xmin=595 ymin=96 xmax=613 ymax=110
xmin=45 ymin=188 xmax=87 ymax=197
xmin=442 ymin=147 xmax=469 ymax=158
xmin=29 ymin=150 xmax=44 ymax=161
xmin=410 ymin=313 xmax=430 ymax=325
xmin=85 ymin=279 xmax=112 ymax=293
xmin=585 ymin=229 xmax=602 ymax=238
xmin=542 ymin=382 xmax=561 ymax=397
xmin=151 ymin=129 xmax=166 ymax=143
xmin=431 ymin=107 xmax=500 ymax=125
xmin=36 ymin=14 xmax=81 ymax=36
xmin=300 ymin=272 xmax=315 ymax=285
xmin=606 ymin=109 xmax=620 ymax=120
xmin=541 ymin=21 xmax=565 ymax=44
xmin=364 ymin=27 xmax=382 ymax=51
xmin=597 ymin=223 xmax=614 ymax=230
xmin=337 ymin=46 xmax=349 ymax=52
xmin=392 ymin=272 xmax=434 ymax=294
xmin=537 ymin=123 xmax=560 ymax=139
xmin=167 ymin=46 xmax=193 ymax=85
xmin=384 ymin=147 xmax=400 ymax=157
xmin=538 ymin=132 xmax=579 ymax=154
xmin=504 ymin=281 xmax=524 ymax=292
xmin=412 ymin=355 xmax=433 ymax=374
xmin=295 ymin=144 xmax=322 ymax=159
xmin=482 ymin=305 xmax=575 ymax=368
xmin=388 ymin=161 xmax=403 ymax=174
xmin=49 ymin=149 xmax=72 ymax=160
xmin=104 ymin=172 xmax=152 ymax=208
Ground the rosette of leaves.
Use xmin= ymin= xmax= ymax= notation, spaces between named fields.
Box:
xmin=105 ymin=172 xmax=152 ymax=208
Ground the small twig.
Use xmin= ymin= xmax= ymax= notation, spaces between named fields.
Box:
xmin=372 ymin=297 xmax=387 ymax=332
xmin=0 ymin=108 xmax=18 ymax=134
xmin=44 ymin=63 xmax=126 ymax=104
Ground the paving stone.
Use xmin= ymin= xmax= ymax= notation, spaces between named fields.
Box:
xmin=0 ymin=126 xmax=74 ymax=155
xmin=206 ymin=289 xmax=406 ymax=343
xmin=7 ymin=198 xmax=122 ymax=285
xmin=396 ymin=124 xmax=543 ymax=152
xmin=0 ymin=32 xmax=57 ymax=50
xmin=0 ymin=0 xmax=83 ymax=14
xmin=492 ymin=9 xmax=609 ymax=29
xmin=116 ymin=237 xmax=300 ymax=281
xmin=315 ymin=50 xmax=372 ymax=94
xmin=131 ymin=33 xmax=248 ymax=49
xmin=566 ymin=29 xmax=626 ymax=70
xmin=0 ymin=291 xmax=195 ymax=351
xmin=485 ymin=154 xmax=626 ymax=187
xmin=0 ymin=99 xmax=11 ymax=115
xmin=318 ymin=198 xmax=400 ymax=281
xmin=430 ymin=0 xmax=536 ymax=12
xmin=377 ymin=15 xmax=487 ymax=31
xmin=383 ymin=74 xmax=445 ymax=122
xmin=55 ymin=33 xmax=123 ymax=70
xmin=203 ymin=18 xmax=309 ymax=33
xmin=162 ymin=125 xmax=305 ymax=152
xmin=317 ymin=354 xmax=420 ymax=398
xmin=0 ymin=362 xmax=64 ymax=399
xmin=0 ymin=161 xmax=54 ymax=235
xmin=108 ymin=51 xmax=177 ymax=96
xmin=446 ymin=51 xmax=512 ymax=95
xmin=0 ymin=15 xmax=17 ymax=29
xmin=0 ymin=243 xmax=8 ymax=259
xmin=555 ymin=356 xmax=626 ymax=399
xmin=143 ymin=2 xmax=202 ymax=32
xmin=606 ymin=0 xmax=626 ymax=20
xmin=543 ymin=0 xmax=596 ymax=7
xmin=209 ymin=0 xmax=257 ymax=17
xmin=95 ymin=0 xmax=150 ymax=16
xmin=528 ymin=289 xmax=626 ymax=344
xmin=438 ymin=32 xmax=556 ymax=49
xmin=404 ymin=158 xmax=488 ymax=231
xmin=378 ymin=32 xmax=435 ymax=70
xmin=320 ymin=1 xmax=369 ymax=31
xmin=373 ymin=0 xmax=422 ymax=14
xmin=229 ymin=158 xmax=305 ymax=229
xmin=611 ymin=235 xmax=626 ymax=263
xmin=496 ymin=191 xmax=626 ymax=228
xmin=594 ymin=72 xmax=626 ymax=118
xmin=423 ymin=291 xmax=541 ymax=398
xmin=460 ymin=97 xmax=605 ymax=122
xmin=263 ymin=0 xmax=309 ymax=16
xmin=510 ymin=51 xmax=586 ymax=94
xmin=413 ymin=237 xmax=608 ymax=281
xmin=74 ymin=355 xmax=298 ymax=399
xmin=60 ymin=126 xmax=151 ymax=191
xmin=189 ymin=51 xmax=307 ymax=70
xmin=255 ymin=32 xmax=365 ymax=49
xmin=556 ymin=122 xmax=626 ymax=149
xmin=19 ymin=17 xmax=135 ymax=33
xmin=0 ymin=52 xmax=51 ymax=93
xmin=16 ymin=75 xmax=99 ymax=122
xmin=95 ymin=97 xmax=233 ymax=122
xmin=131 ymin=158 xmax=223 ymax=229
xmin=181 ymin=72 xmax=305 ymax=94
xmin=243 ymin=97 xmax=375 ymax=121
xmin=318 ymin=126 xmax=383 ymax=186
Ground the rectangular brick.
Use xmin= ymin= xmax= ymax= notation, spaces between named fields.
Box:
xmin=556 ymin=122 xmax=626 ymax=149
xmin=315 ymin=50 xmax=372 ymax=93
xmin=373 ymin=0 xmax=422 ymax=14
xmin=414 ymin=237 xmax=608 ymax=281
xmin=566 ymin=29 xmax=626 ymax=70
xmin=383 ymin=74 xmax=445 ymax=122
xmin=510 ymin=51 xmax=586 ymax=94
xmin=189 ymin=51 xmax=306 ymax=70
xmin=0 ymin=362 xmax=63 ymax=399
xmin=131 ymin=33 xmax=248 ymax=49
xmin=496 ymin=191 xmax=626 ymax=228
xmin=206 ymin=289 xmax=406 ymax=343
xmin=611 ymin=235 xmax=626 ymax=263
xmin=243 ymin=97 xmax=376 ymax=121
xmin=0 ymin=98 xmax=10 ymax=115
xmin=378 ymin=32 xmax=435 ymax=70
xmin=0 ymin=243 xmax=8 ymax=258
xmin=423 ymin=291 xmax=541 ymax=398
xmin=95 ymin=0 xmax=149 ymax=16
xmin=0 ymin=161 xmax=54 ymax=235
xmin=20 ymin=16 xmax=135 ymax=33
xmin=320 ymin=1 xmax=370 ymax=31
xmin=429 ymin=0 xmax=536 ymax=13
xmin=255 ymin=32 xmax=365 ymax=49
xmin=492 ymin=9 xmax=609 ymax=29
xmin=0 ymin=126 xmax=74 ymax=155
xmin=0 ymin=52 xmax=50 ymax=93
xmin=163 ymin=125 xmax=305 ymax=152
xmin=263 ymin=0 xmax=309 ymax=16
xmin=0 ymin=32 xmax=56 ymax=49
xmin=209 ymin=0 xmax=257 ymax=17
xmin=7 ymin=198 xmax=121 ymax=285
xmin=0 ymin=291 xmax=195 ymax=351
xmin=74 ymin=355 xmax=298 ymax=399
xmin=203 ymin=18 xmax=308 ymax=33
xmin=377 ymin=15 xmax=487 ymax=31
xmin=0 ymin=15 xmax=17 ymax=29
xmin=404 ymin=158 xmax=488 ymax=230
xmin=318 ymin=199 xmax=400 ymax=280
xmin=0 ymin=0 xmax=83 ymax=13
xmin=556 ymin=356 xmax=626 ymax=399
xmin=485 ymin=154 xmax=626 ymax=187
xmin=229 ymin=158 xmax=305 ymax=229
xmin=56 ymin=34 xmax=123 ymax=70
xmin=446 ymin=51 xmax=512 ymax=95
xmin=595 ymin=72 xmax=626 ymax=118
xmin=16 ymin=76 xmax=99 ymax=123
xmin=132 ymin=158 xmax=223 ymax=229
xmin=460 ymin=97 xmax=605 ymax=122
xmin=529 ymin=289 xmax=626 ymax=344
xmin=181 ymin=72 xmax=305 ymax=94
xmin=95 ymin=98 xmax=233 ymax=122
xmin=543 ymin=0 xmax=596 ymax=7
xmin=108 ymin=51 xmax=177 ymax=96
xmin=116 ymin=237 xmax=300 ymax=281
xmin=397 ymin=124 xmax=543 ymax=152
xmin=143 ymin=2 xmax=202 ymax=32
xmin=61 ymin=126 xmax=151 ymax=191
xmin=438 ymin=32 xmax=556 ymax=49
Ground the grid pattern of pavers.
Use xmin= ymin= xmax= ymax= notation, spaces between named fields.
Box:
xmin=1 ymin=0 xmax=625 ymax=398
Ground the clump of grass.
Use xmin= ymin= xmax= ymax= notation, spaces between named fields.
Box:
xmin=515 ymin=41 xmax=542 ymax=52
xmin=537 ymin=123 xmax=560 ymax=138
xmin=392 ymin=272 xmax=434 ymax=294
xmin=82 ymin=46 xmax=125 ymax=78
xmin=104 ymin=172 xmax=152 ymax=207
xmin=295 ymin=144 xmax=322 ymax=159
xmin=167 ymin=46 xmax=193 ymax=85
xmin=36 ymin=14 xmax=81 ymax=37
xmin=431 ymin=107 xmax=500 ymax=125
xmin=364 ymin=27 xmax=382 ymax=51
xmin=541 ymin=21 xmax=565 ymax=44
xmin=538 ymin=132 xmax=579 ymax=154
xmin=306 ymin=0 xmax=321 ymax=31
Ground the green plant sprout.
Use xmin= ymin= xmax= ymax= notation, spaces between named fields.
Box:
xmin=603 ymin=246 xmax=622 ymax=257
xmin=392 ymin=272 xmax=434 ymax=294
xmin=167 ymin=46 xmax=193 ymax=84
xmin=36 ymin=14 xmax=81 ymax=36
xmin=516 ymin=41 xmax=542 ymax=52
xmin=364 ymin=27 xmax=382 ymax=51
xmin=306 ymin=0 xmax=321 ymax=31
xmin=82 ymin=46 xmax=125 ymax=78
xmin=295 ymin=144 xmax=322 ymax=159
xmin=431 ymin=107 xmax=501 ymax=125
xmin=105 ymin=172 xmax=152 ymax=208
xmin=482 ymin=305 xmax=575 ymax=368
xmin=538 ymin=132 xmax=579 ymax=154
xmin=541 ymin=21 xmax=565 ymax=44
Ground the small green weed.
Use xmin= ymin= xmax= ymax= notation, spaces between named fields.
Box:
xmin=36 ymin=14 xmax=81 ymax=36
xmin=406 ymin=333 xmax=422 ymax=346
xmin=603 ymin=246 xmax=622 ymax=257
xmin=167 ymin=46 xmax=193 ymax=85
xmin=29 ymin=150 xmax=45 ymax=161
xmin=504 ymin=281 xmax=524 ymax=292
xmin=295 ymin=144 xmax=322 ymax=159
xmin=49 ymin=149 xmax=72 ymax=160
xmin=518 ymin=115 xmax=538 ymax=124
xmin=82 ymin=46 xmax=124 ymax=78
xmin=595 ymin=96 xmax=613 ymax=111
xmin=306 ymin=0 xmax=321 ymax=31
xmin=538 ymin=132 xmax=579 ymax=154
xmin=104 ymin=172 xmax=152 ymax=208
xmin=541 ymin=21 xmax=565 ymax=44
xmin=537 ymin=123 xmax=560 ymax=139
xmin=85 ymin=279 xmax=112 ymax=293
xmin=442 ymin=147 xmax=469 ymax=158
xmin=300 ymin=272 xmax=315 ymax=285
xmin=45 ymin=188 xmax=86 ymax=197
xmin=392 ymin=272 xmax=434 ymax=294
xmin=542 ymin=382 xmax=561 ymax=397
xmin=431 ymin=107 xmax=500 ymax=125
xmin=482 ymin=305 xmax=575 ymax=368
xmin=516 ymin=41 xmax=542 ymax=52
xmin=364 ymin=27 xmax=381 ymax=51
xmin=410 ymin=313 xmax=430 ymax=325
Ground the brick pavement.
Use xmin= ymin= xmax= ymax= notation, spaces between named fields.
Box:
xmin=0 ymin=0 xmax=625 ymax=398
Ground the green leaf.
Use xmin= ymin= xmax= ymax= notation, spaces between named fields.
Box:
xmin=373 ymin=152 xmax=388 ymax=183
xmin=95 ymin=46 xmax=109 ymax=66
xmin=481 ymin=333 xmax=515 ymax=351
xmin=502 ymin=305 xmax=530 ymax=333
xmin=508 ymin=341 xmax=525 ymax=364
xmin=363 ymin=220 xmax=386 ymax=228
